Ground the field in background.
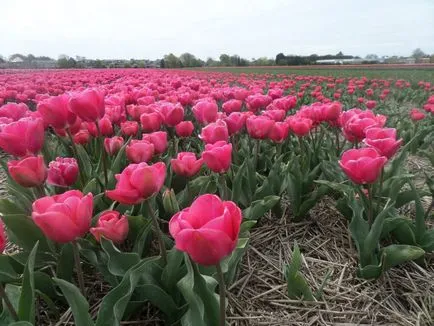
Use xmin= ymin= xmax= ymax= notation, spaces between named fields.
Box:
xmin=191 ymin=65 xmax=434 ymax=82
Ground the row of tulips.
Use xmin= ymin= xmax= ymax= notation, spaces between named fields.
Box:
xmin=0 ymin=69 xmax=432 ymax=325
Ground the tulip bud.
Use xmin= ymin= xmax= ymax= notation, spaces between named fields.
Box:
xmin=8 ymin=155 xmax=47 ymax=187
xmin=162 ymin=189 xmax=180 ymax=216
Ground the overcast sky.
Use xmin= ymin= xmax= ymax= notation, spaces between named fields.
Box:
xmin=2 ymin=0 xmax=433 ymax=60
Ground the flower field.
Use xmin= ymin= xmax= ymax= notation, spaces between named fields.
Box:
xmin=0 ymin=68 xmax=432 ymax=325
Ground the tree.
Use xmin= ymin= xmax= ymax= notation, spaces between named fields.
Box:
xmin=179 ymin=53 xmax=197 ymax=67
xmin=336 ymin=51 xmax=344 ymax=57
xmin=275 ymin=53 xmax=285 ymax=65
xmin=412 ymin=48 xmax=426 ymax=59
xmin=160 ymin=59 xmax=165 ymax=68
xmin=365 ymin=54 xmax=379 ymax=60
xmin=219 ymin=54 xmax=231 ymax=66
xmin=163 ymin=53 xmax=182 ymax=68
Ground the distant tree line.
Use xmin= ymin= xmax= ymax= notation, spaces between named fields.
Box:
xmin=275 ymin=51 xmax=359 ymax=65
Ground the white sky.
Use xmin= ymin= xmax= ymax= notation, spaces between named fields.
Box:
xmin=2 ymin=0 xmax=433 ymax=60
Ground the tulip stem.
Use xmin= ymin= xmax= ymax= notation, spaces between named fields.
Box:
xmin=215 ymin=263 xmax=226 ymax=326
xmin=367 ymin=184 xmax=373 ymax=226
xmin=0 ymin=283 xmax=18 ymax=321
xmin=95 ymin=123 xmax=108 ymax=187
xmin=66 ymin=128 xmax=86 ymax=186
xmin=254 ymin=139 xmax=260 ymax=171
xmin=72 ymin=241 xmax=86 ymax=296
xmin=145 ymin=200 xmax=167 ymax=265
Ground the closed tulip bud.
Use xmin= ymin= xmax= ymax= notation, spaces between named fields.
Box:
xmin=126 ymin=140 xmax=154 ymax=163
xmin=175 ymin=121 xmax=194 ymax=137
xmin=98 ymin=116 xmax=114 ymax=136
xmin=339 ymin=148 xmax=387 ymax=184
xmin=159 ymin=102 xmax=184 ymax=127
xmin=222 ymin=99 xmax=243 ymax=114
xmin=32 ymin=190 xmax=93 ymax=243
xmin=268 ymin=122 xmax=289 ymax=143
xmin=169 ymin=194 xmax=242 ymax=266
xmin=224 ymin=112 xmax=247 ymax=135
xmin=0 ymin=118 xmax=45 ymax=157
xmin=121 ymin=121 xmax=139 ymax=137
xmin=104 ymin=136 xmax=124 ymax=156
xmin=90 ymin=210 xmax=129 ymax=244
xmin=162 ymin=189 xmax=180 ymax=216
xmin=202 ymin=141 xmax=232 ymax=173
xmin=73 ymin=129 xmax=90 ymax=145
xmin=47 ymin=157 xmax=79 ymax=187
xmin=68 ymin=89 xmax=105 ymax=122
xmin=8 ymin=155 xmax=47 ymax=187
xmin=140 ymin=112 xmax=163 ymax=132
xmin=410 ymin=108 xmax=425 ymax=121
xmin=287 ymin=117 xmax=313 ymax=136
xmin=171 ymin=152 xmax=203 ymax=177
xmin=106 ymin=162 xmax=166 ymax=205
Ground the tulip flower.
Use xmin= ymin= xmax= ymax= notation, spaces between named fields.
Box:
xmin=142 ymin=131 xmax=168 ymax=154
xmin=158 ymin=102 xmax=184 ymax=127
xmin=8 ymin=155 xmax=47 ymax=188
xmin=0 ymin=118 xmax=44 ymax=157
xmin=246 ymin=115 xmax=275 ymax=139
xmin=90 ymin=210 xmax=129 ymax=244
xmin=126 ymin=140 xmax=155 ymax=163
xmin=68 ymin=89 xmax=105 ymax=122
xmin=37 ymin=94 xmax=77 ymax=129
xmin=175 ymin=121 xmax=194 ymax=137
xmin=410 ymin=108 xmax=425 ymax=121
xmin=98 ymin=116 xmax=114 ymax=136
xmin=32 ymin=190 xmax=93 ymax=243
xmin=222 ymin=99 xmax=243 ymax=114
xmin=224 ymin=112 xmax=247 ymax=135
xmin=73 ymin=129 xmax=90 ymax=145
xmin=140 ymin=112 xmax=163 ymax=132
xmin=0 ymin=102 xmax=30 ymax=121
xmin=121 ymin=121 xmax=139 ymax=137
xmin=192 ymin=100 xmax=218 ymax=124
xmin=287 ymin=117 xmax=313 ymax=136
xmin=47 ymin=157 xmax=79 ymax=187
xmin=169 ymin=194 xmax=242 ymax=265
xmin=106 ymin=162 xmax=166 ymax=205
xmin=171 ymin=152 xmax=203 ymax=177
xmin=199 ymin=119 xmax=229 ymax=144
xmin=268 ymin=122 xmax=289 ymax=143
xmin=202 ymin=141 xmax=232 ymax=173
xmin=104 ymin=136 xmax=124 ymax=156
xmin=339 ymin=148 xmax=387 ymax=184
xmin=364 ymin=128 xmax=403 ymax=159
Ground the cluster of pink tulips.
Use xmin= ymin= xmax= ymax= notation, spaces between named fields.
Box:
xmin=0 ymin=68 xmax=432 ymax=325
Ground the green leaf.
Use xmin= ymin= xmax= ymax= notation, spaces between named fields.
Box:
xmin=18 ymin=242 xmax=38 ymax=323
xmin=408 ymin=182 xmax=426 ymax=242
xmin=243 ymin=195 xmax=280 ymax=220
xmin=177 ymin=255 xmax=219 ymax=326
xmin=83 ymin=178 xmax=100 ymax=195
xmin=285 ymin=242 xmax=314 ymax=301
xmin=111 ymin=141 xmax=127 ymax=175
xmin=53 ymin=278 xmax=94 ymax=326
xmin=76 ymin=145 xmax=93 ymax=180
xmin=0 ymin=214 xmax=51 ymax=252
xmin=57 ymin=243 xmax=74 ymax=282
xmin=380 ymin=245 xmax=425 ymax=271
xmin=0 ymin=256 xmax=19 ymax=283
xmin=9 ymin=322 xmax=34 ymax=326
xmin=95 ymin=257 xmax=161 ymax=326
xmin=161 ymin=249 xmax=186 ymax=294
xmin=100 ymin=238 xmax=140 ymax=277
xmin=0 ymin=199 xmax=26 ymax=215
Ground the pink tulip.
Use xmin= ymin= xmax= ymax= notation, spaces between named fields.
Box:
xmin=8 ymin=155 xmax=47 ymax=187
xmin=158 ymin=102 xmax=184 ymax=127
xmin=224 ymin=112 xmax=247 ymax=135
xmin=104 ymin=136 xmax=124 ymax=156
xmin=199 ymin=119 xmax=229 ymax=144
xmin=121 ymin=121 xmax=139 ymax=137
xmin=175 ymin=121 xmax=194 ymax=137
xmin=142 ymin=131 xmax=168 ymax=154
xmin=90 ymin=210 xmax=129 ymax=244
xmin=171 ymin=152 xmax=203 ymax=178
xmin=339 ymin=148 xmax=387 ymax=184
xmin=169 ymin=194 xmax=242 ymax=266
xmin=364 ymin=128 xmax=403 ymax=158
xmin=192 ymin=100 xmax=218 ymax=124
xmin=222 ymin=99 xmax=243 ymax=114
xmin=47 ymin=157 xmax=79 ymax=187
xmin=126 ymin=140 xmax=155 ymax=163
xmin=106 ymin=162 xmax=166 ymax=205
xmin=0 ymin=220 xmax=6 ymax=253
xmin=268 ymin=122 xmax=289 ymax=143
xmin=202 ymin=141 xmax=232 ymax=173
xmin=140 ymin=112 xmax=163 ymax=132
xmin=32 ymin=190 xmax=93 ymax=243
xmin=37 ymin=94 xmax=77 ymax=129
xmin=410 ymin=108 xmax=425 ymax=121
xmin=73 ymin=129 xmax=90 ymax=145
xmin=0 ymin=118 xmax=44 ymax=157
xmin=98 ymin=117 xmax=114 ymax=136
xmin=0 ymin=102 xmax=30 ymax=121
xmin=287 ymin=117 xmax=313 ymax=136
xmin=246 ymin=115 xmax=275 ymax=139
xmin=68 ymin=89 xmax=105 ymax=122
